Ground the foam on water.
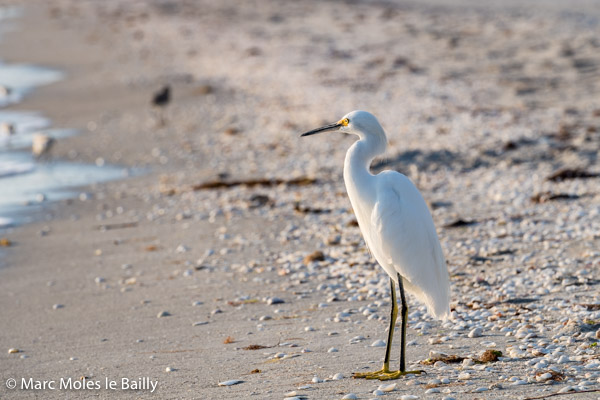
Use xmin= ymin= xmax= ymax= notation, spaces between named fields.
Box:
xmin=0 ymin=151 xmax=128 ymax=226
xmin=0 ymin=7 xmax=131 ymax=230
xmin=0 ymin=63 xmax=63 ymax=106
xmin=0 ymin=158 xmax=34 ymax=178
xmin=0 ymin=110 xmax=129 ymax=227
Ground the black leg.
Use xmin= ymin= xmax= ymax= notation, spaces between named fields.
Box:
xmin=397 ymin=273 xmax=408 ymax=372
xmin=353 ymin=274 xmax=420 ymax=380
xmin=383 ymin=276 xmax=398 ymax=368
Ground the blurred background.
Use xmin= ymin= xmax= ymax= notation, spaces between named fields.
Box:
xmin=1 ymin=1 xmax=600 ymax=397
xmin=1 ymin=0 xmax=599 ymax=226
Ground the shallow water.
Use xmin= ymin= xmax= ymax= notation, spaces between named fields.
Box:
xmin=0 ymin=10 xmax=129 ymax=228
xmin=0 ymin=151 xmax=128 ymax=226
xmin=0 ymin=62 xmax=63 ymax=106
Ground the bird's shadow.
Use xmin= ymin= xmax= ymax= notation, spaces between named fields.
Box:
xmin=372 ymin=131 xmax=599 ymax=175
xmin=371 ymin=148 xmax=481 ymax=174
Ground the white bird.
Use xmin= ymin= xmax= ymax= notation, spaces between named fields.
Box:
xmin=300 ymin=110 xmax=450 ymax=380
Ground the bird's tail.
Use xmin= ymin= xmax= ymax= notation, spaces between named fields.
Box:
xmin=406 ymin=276 xmax=451 ymax=321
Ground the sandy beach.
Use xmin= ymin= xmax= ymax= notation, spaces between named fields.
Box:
xmin=1 ymin=1 xmax=600 ymax=399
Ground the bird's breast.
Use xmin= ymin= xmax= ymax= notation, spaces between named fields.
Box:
xmin=344 ymin=179 xmax=377 ymax=243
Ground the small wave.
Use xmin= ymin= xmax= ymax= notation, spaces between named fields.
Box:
xmin=0 ymin=216 xmax=13 ymax=228
xmin=0 ymin=160 xmax=35 ymax=178
xmin=0 ymin=63 xmax=63 ymax=96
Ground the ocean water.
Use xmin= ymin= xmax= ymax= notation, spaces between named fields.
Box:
xmin=0 ymin=10 xmax=128 ymax=228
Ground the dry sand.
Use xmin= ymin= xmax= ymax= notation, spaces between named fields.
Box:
xmin=1 ymin=1 xmax=600 ymax=399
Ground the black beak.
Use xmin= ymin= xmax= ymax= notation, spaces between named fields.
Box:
xmin=300 ymin=122 xmax=342 ymax=137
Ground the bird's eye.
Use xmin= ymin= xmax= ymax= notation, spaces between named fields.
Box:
xmin=342 ymin=118 xmax=349 ymax=126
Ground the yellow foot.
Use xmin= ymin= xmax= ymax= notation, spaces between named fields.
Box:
xmin=352 ymin=368 xmax=423 ymax=381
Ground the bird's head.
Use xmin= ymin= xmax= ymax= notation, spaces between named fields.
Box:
xmin=300 ymin=110 xmax=386 ymax=143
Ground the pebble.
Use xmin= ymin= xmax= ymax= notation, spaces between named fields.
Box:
xmin=557 ymin=355 xmax=570 ymax=363
xmin=425 ymin=388 xmax=440 ymax=394
xmin=558 ymin=386 xmax=574 ymax=393
xmin=193 ymin=321 xmax=209 ymax=326
xmin=468 ymin=327 xmax=483 ymax=338
xmin=165 ymin=367 xmax=176 ymax=372
xmin=52 ymin=304 xmax=64 ymax=310
xmin=400 ymin=396 xmax=419 ymax=400
xmin=8 ymin=348 xmax=20 ymax=354
xmin=218 ymin=379 xmax=243 ymax=386
xmin=462 ymin=358 xmax=474 ymax=366
xmin=342 ymin=394 xmax=357 ymax=400
xmin=350 ymin=335 xmax=366 ymax=344
xmin=378 ymin=383 xmax=396 ymax=392
xmin=311 ymin=376 xmax=322 ymax=383
xmin=327 ymin=347 xmax=338 ymax=353
xmin=175 ymin=244 xmax=189 ymax=253
xmin=331 ymin=373 xmax=343 ymax=380
xmin=371 ymin=340 xmax=386 ymax=347
xmin=157 ymin=311 xmax=171 ymax=318
xmin=536 ymin=372 xmax=553 ymax=382
xmin=267 ymin=297 xmax=285 ymax=305
xmin=429 ymin=350 xmax=447 ymax=358
xmin=326 ymin=234 xmax=341 ymax=245
xmin=458 ymin=372 xmax=471 ymax=380
xmin=373 ymin=389 xmax=384 ymax=396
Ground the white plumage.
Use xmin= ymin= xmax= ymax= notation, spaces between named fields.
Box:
xmin=341 ymin=110 xmax=450 ymax=319
xmin=301 ymin=110 xmax=450 ymax=380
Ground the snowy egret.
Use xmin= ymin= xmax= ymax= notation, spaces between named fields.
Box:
xmin=300 ymin=110 xmax=450 ymax=380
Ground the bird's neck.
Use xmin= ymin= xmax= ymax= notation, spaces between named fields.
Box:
xmin=344 ymin=135 xmax=386 ymax=179
xmin=343 ymin=136 xmax=387 ymax=207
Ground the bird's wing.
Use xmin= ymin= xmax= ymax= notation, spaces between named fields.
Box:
xmin=370 ymin=171 xmax=450 ymax=319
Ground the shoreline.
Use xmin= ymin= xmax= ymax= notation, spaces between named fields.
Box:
xmin=0 ymin=6 xmax=130 ymax=229
xmin=1 ymin=2 xmax=599 ymax=399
